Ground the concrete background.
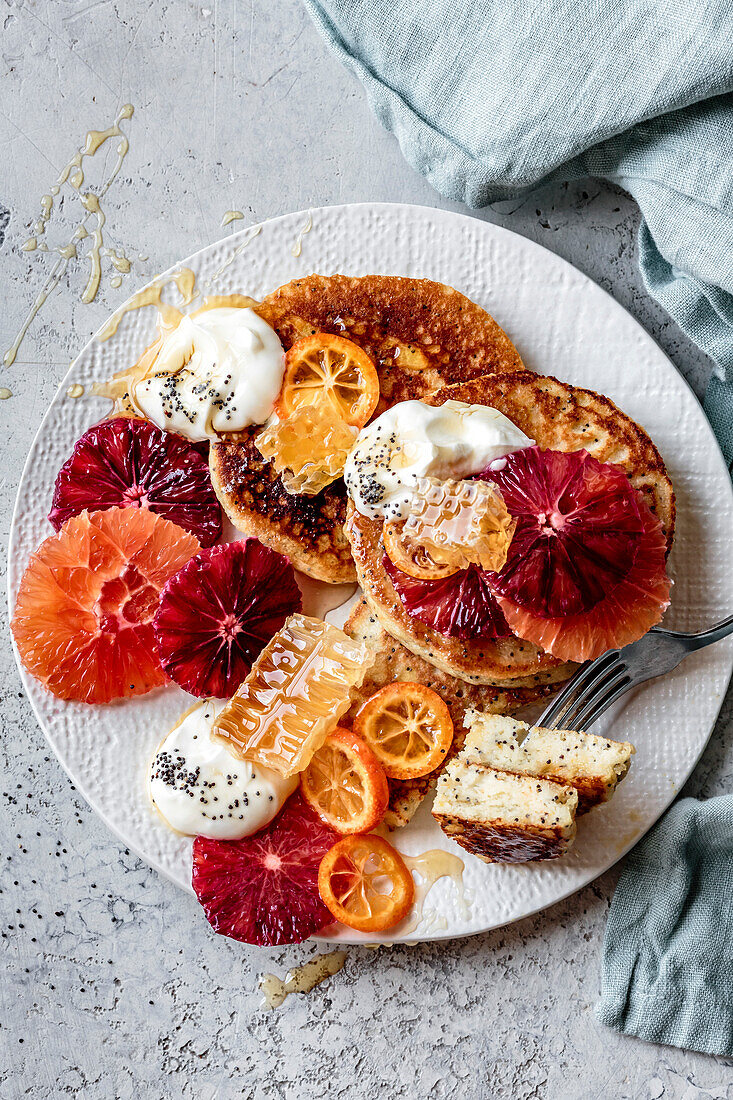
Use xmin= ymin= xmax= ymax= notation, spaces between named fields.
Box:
xmin=1 ymin=1 xmax=731 ymax=1096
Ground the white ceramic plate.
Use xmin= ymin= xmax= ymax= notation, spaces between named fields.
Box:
xmin=8 ymin=203 xmax=733 ymax=945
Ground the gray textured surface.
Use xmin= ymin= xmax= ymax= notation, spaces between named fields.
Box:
xmin=0 ymin=1 xmax=731 ymax=1097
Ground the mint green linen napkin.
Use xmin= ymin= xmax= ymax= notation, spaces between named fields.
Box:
xmin=304 ymin=0 xmax=733 ymax=1052
xmin=303 ymin=0 xmax=733 ymax=467
xmin=595 ymin=797 xmax=733 ymax=1055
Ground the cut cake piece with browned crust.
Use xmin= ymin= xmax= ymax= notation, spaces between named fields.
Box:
xmin=461 ymin=713 xmax=635 ymax=814
xmin=433 ymin=764 xmax=578 ymax=863
xmin=343 ymin=598 xmax=556 ymax=829
xmin=211 ymin=275 xmax=526 ymax=583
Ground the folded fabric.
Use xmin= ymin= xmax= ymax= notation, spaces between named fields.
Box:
xmin=596 ymin=796 xmax=733 ymax=1056
xmin=303 ymin=0 xmax=733 ymax=466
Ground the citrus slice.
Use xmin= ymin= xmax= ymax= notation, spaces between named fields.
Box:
xmin=153 ymin=540 xmax=302 ymax=698
xmin=274 ymin=333 xmax=379 ymax=427
xmin=11 ymin=507 xmax=200 ymax=703
xmin=300 ymin=727 xmax=389 ymax=834
xmin=486 ymin=446 xmax=647 ymax=617
xmin=192 ymin=793 xmax=338 ymax=945
xmin=383 ymin=519 xmax=459 ymax=581
xmin=318 ymin=834 xmax=415 ymax=933
xmin=48 ymin=417 xmax=222 ymax=546
xmin=495 ymin=503 xmax=671 ymax=662
xmin=383 ymin=553 xmax=512 ymax=639
xmin=353 ymin=682 xmax=454 ymax=780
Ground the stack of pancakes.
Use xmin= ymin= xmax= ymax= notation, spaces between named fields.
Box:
xmin=210 ymin=274 xmax=675 ymax=828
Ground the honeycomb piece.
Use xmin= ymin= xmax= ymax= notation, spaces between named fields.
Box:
xmin=402 ymin=477 xmax=515 ymax=573
xmin=210 ymin=614 xmax=373 ymax=777
xmin=255 ymin=405 xmax=358 ymax=496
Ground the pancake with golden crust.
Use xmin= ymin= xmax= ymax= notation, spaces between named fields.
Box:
xmin=343 ymin=599 xmax=556 ymax=828
xmin=210 ymin=275 xmax=526 ymax=582
xmin=346 ymin=502 xmax=576 ymax=687
xmin=435 ymin=372 xmax=675 ymax=545
xmin=346 ymin=370 xmax=675 ymax=685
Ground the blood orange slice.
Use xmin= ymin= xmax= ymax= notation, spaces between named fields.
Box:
xmin=191 ymin=792 xmax=337 ymax=945
xmin=486 ymin=447 xmax=646 ymax=617
xmin=11 ymin=507 xmax=200 ymax=703
xmin=486 ymin=447 xmax=671 ymax=661
xmin=495 ymin=504 xmax=671 ymax=661
xmin=153 ymin=539 xmax=302 ymax=698
xmin=383 ymin=553 xmax=511 ymax=640
xmin=48 ymin=417 xmax=222 ymax=547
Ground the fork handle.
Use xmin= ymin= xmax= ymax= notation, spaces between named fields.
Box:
xmin=657 ymin=613 xmax=733 ymax=650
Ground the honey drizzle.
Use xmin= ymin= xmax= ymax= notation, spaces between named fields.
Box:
xmin=221 ymin=209 xmax=245 ymax=228
xmin=205 ymin=224 xmax=262 ymax=287
xmin=400 ymin=850 xmax=470 ymax=935
xmin=291 ymin=211 xmax=313 ymax=258
xmin=260 ymin=950 xmax=348 ymax=1010
xmin=5 ymin=104 xmax=134 ymax=367
xmin=97 ymin=268 xmax=197 ymax=342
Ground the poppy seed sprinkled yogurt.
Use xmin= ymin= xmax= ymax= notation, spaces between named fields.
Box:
xmin=148 ymin=699 xmax=297 ymax=840
xmin=343 ymin=399 xmax=534 ymax=520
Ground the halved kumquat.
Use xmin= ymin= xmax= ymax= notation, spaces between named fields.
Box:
xmin=300 ymin=727 xmax=389 ymax=835
xmin=274 ymin=333 xmax=379 ymax=428
xmin=353 ymin=682 xmax=454 ymax=780
xmin=318 ymin=834 xmax=414 ymax=933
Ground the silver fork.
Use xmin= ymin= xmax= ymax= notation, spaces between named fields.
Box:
xmin=538 ymin=615 xmax=733 ymax=731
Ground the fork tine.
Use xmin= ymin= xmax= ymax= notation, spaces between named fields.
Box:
xmin=566 ymin=669 xmax=631 ymax=730
xmin=570 ymin=673 xmax=633 ymax=730
xmin=538 ymin=650 xmax=620 ymax=729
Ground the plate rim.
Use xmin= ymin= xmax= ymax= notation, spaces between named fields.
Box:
xmin=8 ymin=199 xmax=733 ymax=945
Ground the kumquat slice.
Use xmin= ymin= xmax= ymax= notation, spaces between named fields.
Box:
xmin=382 ymin=519 xmax=459 ymax=581
xmin=274 ymin=333 xmax=379 ymax=428
xmin=300 ymin=727 xmax=389 ymax=835
xmin=318 ymin=834 xmax=415 ymax=933
xmin=353 ymin=682 xmax=454 ymax=780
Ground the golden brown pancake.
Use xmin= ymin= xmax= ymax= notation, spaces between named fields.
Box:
xmin=436 ymin=372 xmax=675 ymax=545
xmin=343 ymin=599 xmax=557 ymax=828
xmin=346 ymin=370 xmax=675 ymax=685
xmin=346 ymin=503 xmax=576 ymax=687
xmin=210 ymin=275 xmax=526 ymax=582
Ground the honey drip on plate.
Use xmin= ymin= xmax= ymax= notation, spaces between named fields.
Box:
xmin=221 ymin=209 xmax=245 ymax=228
xmin=211 ymin=614 xmax=373 ymax=777
xmin=5 ymin=104 xmax=134 ymax=367
xmin=205 ymin=224 xmax=262 ymax=287
xmin=66 ymin=383 xmax=84 ymax=399
xmin=96 ymin=268 xmax=197 ymax=342
xmin=260 ymin=950 xmax=348 ymax=1010
xmin=291 ymin=211 xmax=313 ymax=258
xmin=400 ymin=849 xmax=471 ymax=935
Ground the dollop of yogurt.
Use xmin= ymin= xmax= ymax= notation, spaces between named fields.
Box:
xmin=343 ymin=399 xmax=533 ymax=520
xmin=149 ymin=699 xmax=298 ymax=839
xmin=132 ymin=307 xmax=285 ymax=441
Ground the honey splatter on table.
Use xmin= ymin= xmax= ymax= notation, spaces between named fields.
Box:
xmin=260 ymin=950 xmax=348 ymax=1010
xmin=5 ymin=104 xmax=135 ymax=367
